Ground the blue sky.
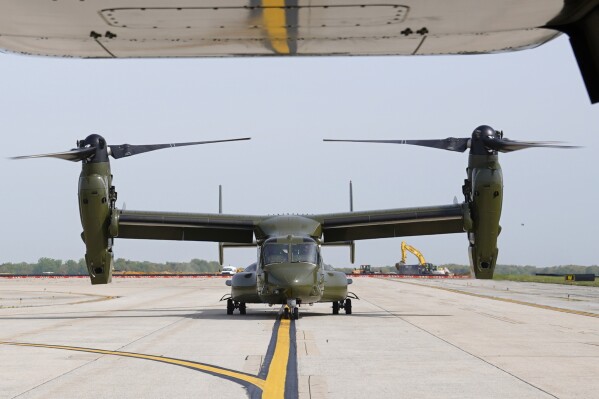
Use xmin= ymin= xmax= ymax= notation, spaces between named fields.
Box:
xmin=1 ymin=34 xmax=597 ymax=268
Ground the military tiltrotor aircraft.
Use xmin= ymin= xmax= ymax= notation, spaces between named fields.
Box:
xmin=13 ymin=125 xmax=574 ymax=319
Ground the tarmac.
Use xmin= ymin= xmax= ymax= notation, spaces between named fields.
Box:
xmin=1 ymin=276 xmax=598 ymax=399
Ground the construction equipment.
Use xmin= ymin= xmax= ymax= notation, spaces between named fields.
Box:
xmin=352 ymin=265 xmax=374 ymax=275
xmin=396 ymin=241 xmax=452 ymax=276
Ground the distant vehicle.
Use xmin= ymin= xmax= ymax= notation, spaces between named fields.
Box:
xmin=396 ymin=241 xmax=453 ymax=276
xmin=396 ymin=241 xmax=431 ymax=275
xmin=221 ymin=266 xmax=237 ymax=276
xmin=352 ymin=265 xmax=374 ymax=275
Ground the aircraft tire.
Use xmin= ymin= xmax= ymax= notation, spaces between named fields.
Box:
xmin=239 ymin=302 xmax=247 ymax=315
xmin=332 ymin=301 xmax=339 ymax=315
xmin=226 ymin=299 xmax=234 ymax=315
xmin=344 ymin=298 xmax=352 ymax=315
xmin=293 ymin=307 xmax=299 ymax=320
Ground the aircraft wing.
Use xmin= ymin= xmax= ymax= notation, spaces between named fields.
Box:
xmin=312 ymin=203 xmax=467 ymax=242
xmin=117 ymin=203 xmax=466 ymax=244
xmin=3 ymin=1 xmax=599 ymax=103
xmin=117 ymin=209 xmax=264 ymax=244
xmin=0 ymin=0 xmax=565 ymax=58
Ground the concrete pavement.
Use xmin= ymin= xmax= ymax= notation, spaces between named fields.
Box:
xmin=1 ymin=276 xmax=597 ymax=399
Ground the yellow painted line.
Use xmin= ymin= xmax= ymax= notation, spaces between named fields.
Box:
xmin=262 ymin=319 xmax=291 ymax=399
xmin=262 ymin=0 xmax=290 ymax=54
xmin=0 ymin=341 xmax=265 ymax=390
xmin=396 ymin=280 xmax=599 ymax=318
xmin=0 ymin=318 xmax=297 ymax=398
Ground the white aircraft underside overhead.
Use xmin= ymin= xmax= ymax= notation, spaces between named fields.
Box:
xmin=0 ymin=0 xmax=598 ymax=102
xmin=0 ymin=0 xmax=577 ymax=57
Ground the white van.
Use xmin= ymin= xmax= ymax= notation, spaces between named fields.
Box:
xmin=221 ymin=266 xmax=237 ymax=276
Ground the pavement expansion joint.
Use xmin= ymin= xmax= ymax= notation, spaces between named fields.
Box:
xmin=361 ymin=296 xmax=560 ymax=399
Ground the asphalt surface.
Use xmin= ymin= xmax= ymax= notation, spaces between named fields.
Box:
xmin=1 ymin=276 xmax=598 ymax=399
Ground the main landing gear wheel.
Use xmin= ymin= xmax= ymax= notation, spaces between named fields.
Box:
xmin=226 ymin=299 xmax=246 ymax=315
xmin=284 ymin=306 xmax=290 ymax=319
xmin=344 ymin=298 xmax=352 ymax=315
xmin=332 ymin=301 xmax=339 ymax=315
xmin=293 ymin=307 xmax=299 ymax=320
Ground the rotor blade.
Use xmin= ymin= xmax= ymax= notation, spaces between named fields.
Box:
xmin=483 ymin=138 xmax=579 ymax=153
xmin=323 ymin=138 xmax=470 ymax=152
xmin=109 ymin=137 xmax=251 ymax=159
xmin=11 ymin=147 xmax=96 ymax=162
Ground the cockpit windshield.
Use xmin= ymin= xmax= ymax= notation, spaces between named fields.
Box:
xmin=262 ymin=239 xmax=320 ymax=266
xmin=291 ymin=243 xmax=318 ymax=264
xmin=263 ymin=244 xmax=289 ymax=265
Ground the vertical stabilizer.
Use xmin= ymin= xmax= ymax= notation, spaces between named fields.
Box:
xmin=219 ymin=184 xmax=223 ymax=214
xmin=349 ymin=180 xmax=354 ymax=212
xmin=349 ymin=180 xmax=355 ymax=263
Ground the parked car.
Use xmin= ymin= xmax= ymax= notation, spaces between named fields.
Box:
xmin=221 ymin=266 xmax=237 ymax=276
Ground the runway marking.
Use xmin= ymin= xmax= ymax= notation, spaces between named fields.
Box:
xmin=0 ymin=317 xmax=298 ymax=399
xmin=262 ymin=319 xmax=297 ymax=398
xmin=396 ymin=280 xmax=599 ymax=318
xmin=0 ymin=290 xmax=117 ymax=309
xmin=0 ymin=341 xmax=265 ymax=390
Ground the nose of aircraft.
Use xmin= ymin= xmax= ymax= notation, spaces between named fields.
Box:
xmin=264 ymin=262 xmax=317 ymax=287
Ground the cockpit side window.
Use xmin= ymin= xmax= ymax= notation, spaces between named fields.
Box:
xmin=263 ymin=244 xmax=289 ymax=265
xmin=291 ymin=243 xmax=318 ymax=264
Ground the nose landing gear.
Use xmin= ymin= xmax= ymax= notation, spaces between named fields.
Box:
xmin=283 ymin=299 xmax=300 ymax=320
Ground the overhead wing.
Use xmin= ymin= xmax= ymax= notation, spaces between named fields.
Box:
xmin=312 ymin=203 xmax=467 ymax=242
xmin=3 ymin=1 xmax=598 ymax=103
xmin=117 ymin=209 xmax=265 ymax=244
xmin=0 ymin=0 xmax=565 ymax=58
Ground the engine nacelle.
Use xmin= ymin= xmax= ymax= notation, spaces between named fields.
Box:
xmin=466 ymin=154 xmax=503 ymax=279
xmin=79 ymin=162 xmax=114 ymax=284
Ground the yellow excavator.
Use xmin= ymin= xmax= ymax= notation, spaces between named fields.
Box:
xmin=396 ymin=241 xmax=451 ymax=276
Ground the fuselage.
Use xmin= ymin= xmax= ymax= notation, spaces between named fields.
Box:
xmin=229 ymin=234 xmax=349 ymax=306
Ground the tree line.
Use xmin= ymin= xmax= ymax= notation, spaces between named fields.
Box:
xmin=0 ymin=258 xmax=222 ymax=275
xmin=0 ymin=258 xmax=597 ymax=276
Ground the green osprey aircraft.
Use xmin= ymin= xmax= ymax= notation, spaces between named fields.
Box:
xmin=13 ymin=126 xmax=573 ymax=319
